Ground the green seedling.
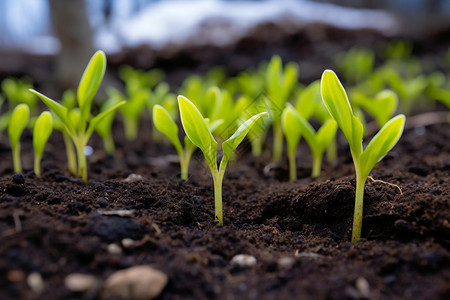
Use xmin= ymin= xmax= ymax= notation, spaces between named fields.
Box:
xmin=8 ymin=104 xmax=30 ymax=173
xmin=119 ymin=65 xmax=165 ymax=90
xmin=33 ymin=111 xmax=53 ymax=177
xmin=351 ymin=90 xmax=398 ymax=128
xmin=96 ymin=90 xmax=123 ymax=154
xmin=282 ymin=104 xmax=337 ymax=179
xmin=335 ymin=47 xmax=374 ymax=84
xmin=31 ymin=50 xmax=125 ymax=183
xmin=321 ymin=70 xmax=405 ymax=242
xmin=153 ymin=104 xmax=197 ymax=180
xmin=178 ymin=95 xmax=267 ymax=225
xmin=2 ymin=77 xmax=38 ymax=112
xmin=265 ymin=55 xmax=299 ymax=161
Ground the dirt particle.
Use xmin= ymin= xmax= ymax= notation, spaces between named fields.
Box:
xmin=12 ymin=173 xmax=25 ymax=184
xmin=97 ymin=198 xmax=108 ymax=208
xmin=408 ymin=165 xmax=428 ymax=177
xmin=231 ymin=254 xmax=257 ymax=268
xmin=7 ymin=270 xmax=25 ymax=282
xmin=64 ymin=273 xmax=98 ymax=292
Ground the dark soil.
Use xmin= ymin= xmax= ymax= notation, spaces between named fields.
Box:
xmin=0 ymin=111 xmax=449 ymax=299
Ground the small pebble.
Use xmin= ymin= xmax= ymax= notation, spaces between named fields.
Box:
xmin=102 ymin=265 xmax=168 ymax=300
xmin=107 ymin=243 xmax=122 ymax=255
xmin=65 ymin=273 xmax=98 ymax=292
xmin=12 ymin=173 xmax=25 ymax=184
xmin=356 ymin=277 xmax=370 ymax=298
xmin=230 ymin=254 xmax=257 ymax=268
xmin=124 ymin=174 xmax=143 ymax=182
xmin=97 ymin=198 xmax=108 ymax=208
xmin=27 ymin=272 xmax=45 ymax=294
xmin=277 ymin=257 xmax=296 ymax=270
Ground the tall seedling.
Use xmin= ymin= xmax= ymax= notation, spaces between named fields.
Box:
xmin=31 ymin=51 xmax=125 ymax=183
xmin=178 ymin=96 xmax=267 ymax=225
xmin=8 ymin=104 xmax=29 ymax=173
xmin=321 ymin=70 xmax=405 ymax=242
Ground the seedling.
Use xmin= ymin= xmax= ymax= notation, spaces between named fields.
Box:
xmin=178 ymin=95 xmax=267 ymax=225
xmin=282 ymin=104 xmax=337 ymax=179
xmin=33 ymin=111 xmax=53 ymax=177
xmin=95 ymin=90 xmax=123 ymax=154
xmin=8 ymin=104 xmax=30 ymax=173
xmin=2 ymin=77 xmax=38 ymax=112
xmin=321 ymin=70 xmax=405 ymax=242
xmin=153 ymin=104 xmax=196 ymax=180
xmin=31 ymin=50 xmax=125 ymax=183
xmin=335 ymin=47 xmax=374 ymax=84
xmin=351 ymin=90 xmax=398 ymax=128
xmin=265 ymin=55 xmax=298 ymax=161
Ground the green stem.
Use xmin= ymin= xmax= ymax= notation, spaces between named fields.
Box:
xmin=12 ymin=143 xmax=22 ymax=173
xmin=63 ymin=132 xmax=77 ymax=176
xmin=352 ymin=167 xmax=367 ymax=242
xmin=34 ymin=153 xmax=42 ymax=177
xmin=288 ymin=150 xmax=297 ymax=181
xmin=272 ymin=121 xmax=283 ymax=162
xmin=124 ymin=117 xmax=138 ymax=141
xmin=74 ymin=138 xmax=88 ymax=184
xmin=102 ymin=133 xmax=115 ymax=155
xmin=326 ymin=137 xmax=338 ymax=163
xmin=250 ymin=135 xmax=263 ymax=156
xmin=180 ymin=155 xmax=189 ymax=180
xmin=213 ymin=170 xmax=225 ymax=226
xmin=311 ymin=153 xmax=322 ymax=178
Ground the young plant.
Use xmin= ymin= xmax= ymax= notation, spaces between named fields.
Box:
xmin=8 ymin=104 xmax=30 ymax=173
xmin=351 ymin=90 xmax=398 ymax=128
xmin=95 ymin=90 xmax=123 ymax=155
xmin=153 ymin=104 xmax=196 ymax=180
xmin=321 ymin=70 xmax=405 ymax=242
xmin=33 ymin=111 xmax=53 ymax=177
xmin=178 ymin=95 xmax=267 ymax=225
xmin=30 ymin=50 xmax=125 ymax=183
xmin=335 ymin=47 xmax=374 ymax=84
xmin=282 ymin=104 xmax=337 ymax=179
xmin=265 ymin=55 xmax=299 ymax=161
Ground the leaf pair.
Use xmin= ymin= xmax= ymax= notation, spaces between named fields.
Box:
xmin=178 ymin=96 xmax=267 ymax=225
xmin=321 ymin=70 xmax=405 ymax=242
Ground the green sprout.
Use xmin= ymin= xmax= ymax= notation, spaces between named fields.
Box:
xmin=351 ymin=90 xmax=398 ymax=128
xmin=282 ymin=104 xmax=337 ymax=180
xmin=33 ymin=111 xmax=53 ymax=177
xmin=321 ymin=70 xmax=405 ymax=242
xmin=8 ymin=104 xmax=30 ymax=173
xmin=178 ymin=95 xmax=267 ymax=225
xmin=2 ymin=77 xmax=38 ymax=112
xmin=31 ymin=50 xmax=125 ymax=183
xmin=335 ymin=47 xmax=374 ymax=84
xmin=153 ymin=104 xmax=196 ymax=180
xmin=95 ymin=89 xmax=123 ymax=155
xmin=265 ymin=55 xmax=298 ymax=162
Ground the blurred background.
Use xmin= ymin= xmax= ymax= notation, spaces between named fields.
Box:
xmin=1 ymin=0 xmax=449 ymax=90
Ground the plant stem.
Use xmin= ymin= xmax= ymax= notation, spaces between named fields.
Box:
xmin=102 ymin=133 xmax=115 ymax=155
xmin=326 ymin=137 xmax=338 ymax=163
xmin=272 ymin=120 xmax=283 ymax=162
xmin=12 ymin=144 xmax=22 ymax=173
xmin=250 ymin=135 xmax=263 ymax=156
xmin=352 ymin=169 xmax=366 ymax=242
xmin=180 ymin=155 xmax=189 ymax=180
xmin=213 ymin=170 xmax=225 ymax=226
xmin=34 ymin=153 xmax=42 ymax=177
xmin=311 ymin=153 xmax=322 ymax=178
xmin=288 ymin=150 xmax=297 ymax=181
xmin=63 ymin=132 xmax=77 ymax=176
xmin=124 ymin=117 xmax=138 ymax=141
xmin=74 ymin=139 xmax=88 ymax=184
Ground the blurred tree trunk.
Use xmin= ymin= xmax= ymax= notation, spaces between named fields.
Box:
xmin=49 ymin=0 xmax=94 ymax=91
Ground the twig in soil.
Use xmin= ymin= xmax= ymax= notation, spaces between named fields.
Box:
xmin=368 ymin=176 xmax=403 ymax=195
xmin=13 ymin=211 xmax=22 ymax=233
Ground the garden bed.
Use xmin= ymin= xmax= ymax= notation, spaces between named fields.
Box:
xmin=0 ymin=115 xmax=449 ymax=299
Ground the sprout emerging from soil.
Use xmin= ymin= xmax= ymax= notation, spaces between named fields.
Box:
xmin=153 ymin=104 xmax=196 ymax=180
xmin=282 ymin=104 xmax=337 ymax=179
xmin=8 ymin=104 xmax=30 ymax=173
xmin=321 ymin=70 xmax=406 ymax=242
xmin=33 ymin=111 xmax=53 ymax=177
xmin=178 ymin=95 xmax=267 ymax=225
xmin=30 ymin=50 xmax=126 ymax=183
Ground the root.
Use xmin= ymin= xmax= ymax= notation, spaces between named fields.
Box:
xmin=368 ymin=176 xmax=403 ymax=195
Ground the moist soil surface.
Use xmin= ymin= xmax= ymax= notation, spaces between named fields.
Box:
xmin=0 ymin=114 xmax=449 ymax=299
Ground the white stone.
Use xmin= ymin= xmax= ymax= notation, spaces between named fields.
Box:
xmin=65 ymin=273 xmax=98 ymax=292
xmin=124 ymin=173 xmax=143 ymax=182
xmin=230 ymin=254 xmax=257 ymax=268
xmin=102 ymin=265 xmax=168 ymax=300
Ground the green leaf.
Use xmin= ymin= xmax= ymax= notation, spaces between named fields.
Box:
xmin=8 ymin=104 xmax=30 ymax=147
xmin=33 ymin=111 xmax=53 ymax=156
xmin=77 ymin=50 xmax=106 ymax=122
xmin=281 ymin=106 xmax=302 ymax=156
xmin=360 ymin=114 xmax=405 ymax=179
xmin=222 ymin=112 xmax=267 ymax=164
xmin=316 ymin=119 xmax=338 ymax=152
xmin=30 ymin=89 xmax=74 ymax=136
xmin=153 ymin=104 xmax=183 ymax=155
xmin=321 ymin=70 xmax=363 ymax=156
xmin=86 ymin=101 xmax=126 ymax=140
